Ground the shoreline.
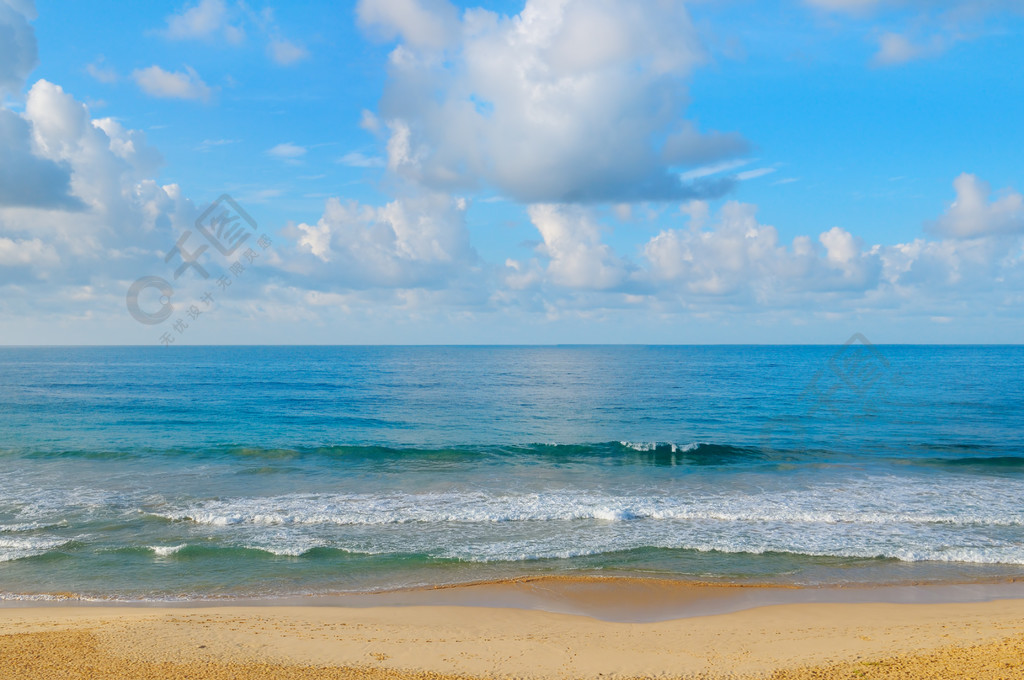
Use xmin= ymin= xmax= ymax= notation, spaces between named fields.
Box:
xmin=5 ymin=574 xmax=1024 ymax=622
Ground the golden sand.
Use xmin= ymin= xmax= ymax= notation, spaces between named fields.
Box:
xmin=0 ymin=630 xmax=466 ymax=680
xmin=771 ymin=634 xmax=1024 ymax=679
xmin=1 ymin=596 xmax=1023 ymax=679
xmin=1 ymin=628 xmax=1023 ymax=679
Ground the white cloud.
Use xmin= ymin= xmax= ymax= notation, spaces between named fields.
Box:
xmin=162 ymin=0 xmax=244 ymax=44
xmin=525 ymin=204 xmax=628 ymax=290
xmin=85 ymin=59 xmax=118 ymax=84
xmin=503 ymin=257 xmax=543 ymax=291
xmin=267 ymin=142 xmax=307 ymax=159
xmin=356 ymin=0 xmax=460 ymax=50
xmin=359 ymin=109 xmax=382 ymax=133
xmin=636 ymin=181 xmax=1024 ymax=309
xmin=736 ymin=167 xmax=777 ymax=181
xmin=364 ymin=0 xmax=746 ymax=203
xmin=0 ymin=107 xmax=80 ymax=209
xmin=0 ymin=0 xmax=38 ymax=96
xmin=159 ymin=1 xmax=313 ymax=66
xmin=0 ymin=236 xmax=58 ymax=269
xmin=132 ymin=65 xmax=213 ymax=101
xmin=644 ymin=201 xmax=794 ymax=296
xmin=22 ymin=80 xmax=169 ymax=220
xmin=680 ymin=158 xmax=753 ymax=182
xmin=929 ymin=173 xmax=1024 ymax=239
xmin=196 ymin=138 xmax=239 ymax=151
xmin=339 ymin=151 xmax=385 ymax=168
xmin=874 ymin=32 xmax=947 ymax=65
xmin=808 ymin=0 xmax=1024 ymax=65
xmin=641 ymin=201 xmax=889 ymax=299
xmin=288 ymin=193 xmax=477 ymax=289
xmin=281 ymin=173 xmax=1024 ymax=321
xmin=267 ymin=38 xmax=309 ymax=65
xmin=0 ymin=79 xmax=195 ymax=289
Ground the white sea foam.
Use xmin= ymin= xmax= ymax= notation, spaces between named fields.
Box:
xmin=143 ymin=473 xmax=1024 ymax=566
xmin=148 ymin=544 xmax=186 ymax=557
xmin=0 ymin=522 xmax=55 ymax=533
xmin=619 ymin=441 xmax=701 ymax=453
xmin=153 ymin=482 xmax=1024 ymax=529
xmin=0 ymin=536 xmax=71 ymax=562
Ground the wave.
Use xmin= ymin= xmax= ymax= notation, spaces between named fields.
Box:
xmin=452 ymin=544 xmax=1024 ymax=566
xmin=0 ymin=521 xmax=67 ymax=533
xmin=4 ymin=442 xmax=1021 ymax=477
xmin=150 ymin=487 xmax=1024 ymax=528
xmin=8 ymin=526 xmax=1024 ymax=571
xmin=148 ymin=544 xmax=186 ymax=557
xmin=0 ymin=441 xmax=768 ymax=466
xmin=104 ymin=543 xmax=412 ymax=560
xmin=0 ymin=536 xmax=76 ymax=562
xmin=46 ymin=541 xmax=1024 ymax=568
xmin=929 ymin=456 xmax=1024 ymax=470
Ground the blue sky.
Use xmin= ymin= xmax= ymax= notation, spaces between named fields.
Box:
xmin=1 ymin=0 xmax=1023 ymax=344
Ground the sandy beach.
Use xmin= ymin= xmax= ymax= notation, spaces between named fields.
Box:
xmin=2 ymin=580 xmax=1024 ymax=679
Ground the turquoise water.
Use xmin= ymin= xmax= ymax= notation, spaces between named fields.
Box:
xmin=1 ymin=345 xmax=1023 ymax=600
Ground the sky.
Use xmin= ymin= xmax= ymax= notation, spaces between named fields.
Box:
xmin=1 ymin=0 xmax=1023 ymax=344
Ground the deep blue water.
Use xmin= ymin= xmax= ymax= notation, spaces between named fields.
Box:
xmin=1 ymin=344 xmax=1023 ymax=600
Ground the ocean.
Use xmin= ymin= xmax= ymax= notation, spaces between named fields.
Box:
xmin=1 ymin=343 xmax=1023 ymax=601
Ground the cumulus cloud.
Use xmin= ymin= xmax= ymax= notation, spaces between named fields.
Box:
xmin=643 ymin=202 xmax=792 ymax=297
xmin=929 ymin=173 xmax=1024 ymax=239
xmin=521 ymin=199 xmax=992 ymax=304
xmin=501 ymin=199 xmax=884 ymax=302
xmin=0 ymin=80 xmax=193 ymax=282
xmin=288 ymin=173 xmax=1022 ymax=322
xmin=0 ymin=0 xmax=38 ymax=96
xmin=631 ymin=184 xmax=1022 ymax=306
xmin=637 ymin=202 xmax=882 ymax=300
xmin=524 ymin=204 xmax=628 ymax=290
xmin=132 ymin=65 xmax=213 ymax=101
xmin=0 ymin=108 xmax=80 ymax=209
xmin=357 ymin=0 xmax=460 ymax=50
xmin=363 ymin=0 xmax=747 ymax=203
xmin=288 ymin=193 xmax=476 ymax=289
xmin=0 ymin=236 xmax=58 ymax=269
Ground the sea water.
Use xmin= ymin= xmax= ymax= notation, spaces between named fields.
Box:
xmin=0 ymin=344 xmax=1022 ymax=600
